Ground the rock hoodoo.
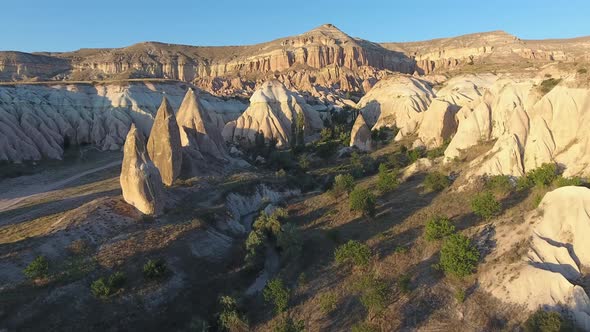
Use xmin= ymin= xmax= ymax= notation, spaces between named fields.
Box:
xmin=349 ymin=113 xmax=373 ymax=151
xmin=221 ymin=80 xmax=323 ymax=147
xmin=147 ymin=96 xmax=182 ymax=186
xmin=176 ymin=88 xmax=228 ymax=161
xmin=415 ymin=99 xmax=457 ymax=149
xmin=120 ymin=124 xmax=165 ymax=216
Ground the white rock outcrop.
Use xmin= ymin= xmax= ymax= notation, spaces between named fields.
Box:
xmin=482 ymin=186 xmax=590 ymax=330
xmin=120 ymin=124 xmax=165 ymax=216
xmin=415 ymin=99 xmax=457 ymax=149
xmin=222 ymin=80 xmax=323 ymax=147
xmin=349 ymin=113 xmax=372 ymax=151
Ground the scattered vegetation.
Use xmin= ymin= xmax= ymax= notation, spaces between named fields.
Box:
xmin=349 ymin=187 xmax=377 ymax=217
xmin=471 ymin=191 xmax=501 ymax=219
xmin=423 ymin=171 xmax=450 ymax=192
xmin=424 ymin=215 xmax=456 ymax=241
xmin=23 ymin=255 xmax=49 ymax=281
xmin=527 ymin=163 xmax=559 ymax=187
xmin=272 ymin=316 xmax=305 ymax=332
xmin=263 ymin=278 xmax=291 ymax=314
xmin=91 ymin=271 xmax=127 ymax=299
xmin=318 ymin=291 xmax=339 ymax=315
xmin=539 ymin=78 xmax=562 ymax=95
xmin=218 ymin=295 xmax=249 ymax=331
xmin=376 ymin=163 xmax=399 ymax=193
xmin=351 ymin=275 xmax=389 ymax=317
xmin=454 ymin=289 xmax=466 ymax=303
xmin=439 ymin=234 xmax=480 ymax=278
xmin=331 ymin=173 xmax=356 ymax=196
xmin=485 ymin=175 xmax=513 ymax=194
xmin=143 ymin=259 xmax=167 ymax=279
xmin=523 ymin=309 xmax=574 ymax=332
xmin=245 ymin=209 xmax=291 ymax=267
xmin=396 ymin=274 xmax=412 ymax=293
xmin=553 ymin=175 xmax=583 ymax=188
xmin=335 ymin=240 xmax=372 ymax=268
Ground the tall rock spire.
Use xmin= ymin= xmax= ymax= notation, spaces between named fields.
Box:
xmin=147 ymin=96 xmax=182 ymax=186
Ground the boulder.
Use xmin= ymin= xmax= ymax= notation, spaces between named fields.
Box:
xmin=120 ymin=124 xmax=165 ymax=216
xmin=349 ymin=114 xmax=372 ymax=151
xmin=147 ymin=96 xmax=182 ymax=186
xmin=416 ymin=99 xmax=457 ymax=149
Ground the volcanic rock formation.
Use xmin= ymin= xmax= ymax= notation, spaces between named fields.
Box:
xmin=147 ymin=96 xmax=182 ymax=186
xmin=349 ymin=113 xmax=372 ymax=151
xmin=120 ymin=124 xmax=165 ymax=215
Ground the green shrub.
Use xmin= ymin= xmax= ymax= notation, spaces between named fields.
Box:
xmin=485 ymin=175 xmax=513 ymax=194
xmin=539 ymin=78 xmax=562 ymax=95
xmin=91 ymin=271 xmax=127 ymax=298
xmin=272 ymin=316 xmax=305 ymax=332
xmin=524 ymin=309 xmax=574 ymax=332
xmin=553 ymin=176 xmax=583 ymax=187
xmin=377 ymin=163 xmax=399 ymax=193
xmin=334 ymin=240 xmax=372 ymax=267
xmin=471 ymin=191 xmax=501 ymax=219
xmin=143 ymin=259 xmax=167 ymax=279
xmin=533 ymin=193 xmax=544 ymax=208
xmin=371 ymin=127 xmax=388 ymax=142
xmin=332 ymin=173 xmax=355 ymax=196
xmin=23 ymin=255 xmax=49 ymax=280
xmin=423 ymin=172 xmax=450 ymax=192
xmin=263 ymin=278 xmax=291 ymax=314
xmin=218 ymin=295 xmax=249 ymax=331
xmin=352 ymin=275 xmax=389 ymax=316
xmin=407 ymin=148 xmax=425 ymax=163
xmin=440 ymin=234 xmax=480 ymax=278
xmin=277 ymin=223 xmax=303 ymax=261
xmin=528 ymin=163 xmax=558 ymax=187
xmin=349 ymin=188 xmax=376 ymax=217
xmin=315 ymin=141 xmax=339 ymax=159
xmin=318 ymin=291 xmax=339 ymax=315
xmin=351 ymin=322 xmax=378 ymax=332
xmin=424 ymin=215 xmax=456 ymax=241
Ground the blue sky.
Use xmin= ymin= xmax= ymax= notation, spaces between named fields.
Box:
xmin=3 ymin=0 xmax=590 ymax=52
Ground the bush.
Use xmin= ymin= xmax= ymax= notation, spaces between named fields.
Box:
xmin=23 ymin=255 xmax=49 ymax=280
xmin=377 ymin=163 xmax=399 ymax=193
xmin=318 ymin=291 xmax=339 ymax=315
xmin=407 ymin=148 xmax=425 ymax=163
xmin=218 ymin=295 xmax=249 ymax=331
xmin=524 ymin=309 xmax=574 ymax=332
xmin=485 ymin=175 xmax=513 ymax=194
xmin=277 ymin=223 xmax=303 ymax=261
xmin=273 ymin=316 xmax=305 ymax=332
xmin=553 ymin=175 xmax=583 ymax=187
xmin=351 ymin=153 xmax=377 ymax=178
xmin=349 ymin=188 xmax=376 ymax=217
xmin=91 ymin=271 xmax=127 ymax=298
xmin=334 ymin=240 xmax=372 ymax=267
xmin=439 ymin=234 xmax=480 ymax=278
xmin=263 ymin=278 xmax=291 ymax=314
xmin=423 ymin=172 xmax=450 ymax=192
xmin=527 ymin=163 xmax=558 ymax=187
xmin=471 ymin=191 xmax=501 ymax=219
xmin=332 ymin=173 xmax=355 ymax=196
xmin=352 ymin=275 xmax=389 ymax=316
xmin=539 ymin=78 xmax=562 ymax=95
xmin=143 ymin=259 xmax=167 ymax=279
xmin=298 ymin=154 xmax=310 ymax=171
xmin=424 ymin=215 xmax=455 ymax=241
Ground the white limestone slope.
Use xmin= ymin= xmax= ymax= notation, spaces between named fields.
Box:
xmin=0 ymin=82 xmax=246 ymax=162
xmin=482 ymin=186 xmax=590 ymax=330
xmin=222 ymin=80 xmax=323 ymax=147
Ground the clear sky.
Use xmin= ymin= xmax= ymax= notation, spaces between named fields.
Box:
xmin=3 ymin=0 xmax=590 ymax=52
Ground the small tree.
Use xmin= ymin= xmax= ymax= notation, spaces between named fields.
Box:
xmin=439 ymin=234 xmax=480 ymax=278
xmin=334 ymin=240 xmax=372 ymax=267
xmin=424 ymin=215 xmax=455 ymax=241
xmin=524 ymin=309 xmax=574 ymax=332
xmin=23 ymin=255 xmax=49 ymax=280
xmin=143 ymin=259 xmax=167 ymax=279
xmin=349 ymin=188 xmax=376 ymax=217
xmin=423 ymin=172 xmax=450 ymax=192
xmin=527 ymin=163 xmax=558 ymax=187
xmin=263 ymin=278 xmax=291 ymax=314
xmin=218 ymin=296 xmax=249 ymax=331
xmin=332 ymin=173 xmax=355 ymax=196
xmin=377 ymin=163 xmax=398 ymax=193
xmin=471 ymin=191 xmax=501 ymax=219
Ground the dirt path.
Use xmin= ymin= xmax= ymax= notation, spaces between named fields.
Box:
xmin=0 ymin=161 xmax=121 ymax=214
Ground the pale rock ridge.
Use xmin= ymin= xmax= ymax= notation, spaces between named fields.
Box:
xmin=222 ymin=80 xmax=323 ymax=147
xmin=415 ymin=99 xmax=457 ymax=149
xmin=349 ymin=113 xmax=372 ymax=151
xmin=120 ymin=124 xmax=165 ymax=216
xmin=482 ymin=186 xmax=590 ymax=330
xmin=177 ymin=88 xmax=229 ymax=161
xmin=147 ymin=96 xmax=182 ymax=186
xmin=0 ymin=83 xmax=246 ymax=163
xmin=443 ymin=99 xmax=492 ymax=160
xmin=435 ymin=74 xmax=498 ymax=107
xmin=357 ymin=75 xmax=435 ymax=135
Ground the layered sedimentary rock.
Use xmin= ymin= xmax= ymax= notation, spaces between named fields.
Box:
xmin=349 ymin=113 xmax=372 ymax=151
xmin=482 ymin=186 xmax=590 ymax=330
xmin=120 ymin=124 xmax=164 ymax=215
xmin=147 ymin=97 xmax=182 ymax=186
xmin=357 ymin=75 xmax=434 ymax=134
xmin=222 ymin=81 xmax=323 ymax=147
xmin=176 ymin=88 xmax=228 ymax=161
xmin=0 ymin=82 xmax=246 ymax=162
